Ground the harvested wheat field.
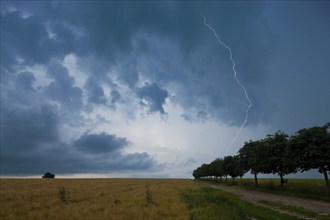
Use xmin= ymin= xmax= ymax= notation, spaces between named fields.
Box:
xmin=0 ymin=178 xmax=199 ymax=220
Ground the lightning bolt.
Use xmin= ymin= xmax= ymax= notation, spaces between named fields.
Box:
xmin=200 ymin=13 xmax=252 ymax=155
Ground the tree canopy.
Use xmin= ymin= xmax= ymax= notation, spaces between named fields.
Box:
xmin=42 ymin=172 xmax=55 ymax=178
xmin=192 ymin=122 xmax=330 ymax=192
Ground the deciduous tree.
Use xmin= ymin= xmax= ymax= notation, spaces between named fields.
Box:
xmin=238 ymin=140 xmax=265 ymax=187
xmin=289 ymin=123 xmax=330 ymax=192
xmin=263 ymin=131 xmax=296 ymax=187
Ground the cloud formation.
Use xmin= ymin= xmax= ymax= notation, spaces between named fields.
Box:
xmin=1 ymin=1 xmax=275 ymax=124
xmin=74 ymin=132 xmax=129 ymax=154
xmin=1 ymin=1 xmax=328 ymax=177
xmin=137 ymin=83 xmax=169 ymax=115
xmin=44 ymin=61 xmax=83 ymax=110
xmin=84 ymin=77 xmax=107 ymax=105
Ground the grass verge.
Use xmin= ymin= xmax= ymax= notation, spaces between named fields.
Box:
xmin=202 ymin=178 xmax=330 ymax=202
xmin=181 ymin=186 xmax=301 ymax=220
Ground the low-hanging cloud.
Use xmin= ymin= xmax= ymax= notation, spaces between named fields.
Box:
xmin=44 ymin=61 xmax=83 ymax=111
xmin=1 ymin=81 xmax=158 ymax=175
xmin=73 ymin=132 xmax=129 ymax=154
xmin=84 ymin=77 xmax=107 ymax=105
xmin=137 ymin=83 xmax=169 ymax=115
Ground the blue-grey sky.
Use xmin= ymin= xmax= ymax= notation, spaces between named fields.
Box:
xmin=1 ymin=1 xmax=329 ymax=178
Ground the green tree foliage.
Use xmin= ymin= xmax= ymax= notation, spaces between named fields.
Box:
xmin=192 ymin=167 xmax=202 ymax=179
xmin=288 ymin=123 xmax=330 ymax=192
xmin=239 ymin=140 xmax=266 ymax=187
xmin=223 ymin=155 xmax=245 ymax=182
xmin=192 ymin=122 xmax=330 ymax=192
xmin=210 ymin=158 xmax=224 ymax=180
xmin=193 ymin=163 xmax=211 ymax=179
xmin=262 ymin=131 xmax=297 ymax=187
xmin=222 ymin=156 xmax=235 ymax=182
xmin=235 ymin=155 xmax=245 ymax=180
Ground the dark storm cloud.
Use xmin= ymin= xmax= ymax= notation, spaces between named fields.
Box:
xmin=1 ymin=105 xmax=59 ymax=155
xmin=0 ymin=104 xmax=157 ymax=174
xmin=1 ymin=1 xmax=174 ymax=64
xmin=0 ymin=6 xmax=76 ymax=71
xmin=44 ymin=61 xmax=83 ymax=110
xmin=1 ymin=11 xmax=48 ymax=67
xmin=180 ymin=110 xmax=208 ymax=123
xmin=3 ymin=71 xmax=40 ymax=107
xmin=84 ymin=77 xmax=107 ymax=105
xmin=110 ymin=89 xmax=121 ymax=105
xmin=1 ymin=143 xmax=157 ymax=175
xmin=1 ymin=71 xmax=157 ymax=175
xmin=112 ymin=152 xmax=156 ymax=170
xmin=137 ymin=83 xmax=169 ymax=114
xmin=105 ymin=2 xmax=272 ymax=125
xmin=73 ymin=132 xmax=129 ymax=154
xmin=1 ymin=1 xmax=274 ymax=125
xmin=261 ymin=1 xmax=329 ymax=133
xmin=15 ymin=71 xmax=36 ymax=91
xmin=116 ymin=58 xmax=139 ymax=88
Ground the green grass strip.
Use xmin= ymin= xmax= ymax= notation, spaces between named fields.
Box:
xmin=207 ymin=178 xmax=330 ymax=202
xmin=181 ymin=186 xmax=300 ymax=220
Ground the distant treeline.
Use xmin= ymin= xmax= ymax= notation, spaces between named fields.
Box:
xmin=193 ymin=122 xmax=330 ymax=192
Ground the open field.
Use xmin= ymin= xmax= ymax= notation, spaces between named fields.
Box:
xmin=0 ymin=178 xmax=196 ymax=220
xmin=0 ymin=178 xmax=325 ymax=220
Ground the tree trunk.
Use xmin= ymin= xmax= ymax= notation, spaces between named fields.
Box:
xmin=232 ymin=177 xmax=235 ymax=183
xmin=254 ymin=173 xmax=258 ymax=187
xmin=280 ymin=173 xmax=284 ymax=188
xmin=322 ymin=168 xmax=330 ymax=194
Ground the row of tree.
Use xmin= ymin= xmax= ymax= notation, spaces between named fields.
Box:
xmin=192 ymin=123 xmax=330 ymax=192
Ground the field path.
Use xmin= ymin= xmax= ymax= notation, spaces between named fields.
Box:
xmin=201 ymin=182 xmax=330 ymax=219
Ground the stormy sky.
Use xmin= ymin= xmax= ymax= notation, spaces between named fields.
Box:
xmin=1 ymin=1 xmax=329 ymax=178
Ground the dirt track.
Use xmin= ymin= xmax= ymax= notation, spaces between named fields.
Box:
xmin=202 ymin=182 xmax=330 ymax=219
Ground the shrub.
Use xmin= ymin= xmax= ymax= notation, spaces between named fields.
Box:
xmin=145 ymin=184 xmax=153 ymax=206
xmin=58 ymin=186 xmax=70 ymax=204
xmin=42 ymin=172 xmax=55 ymax=178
